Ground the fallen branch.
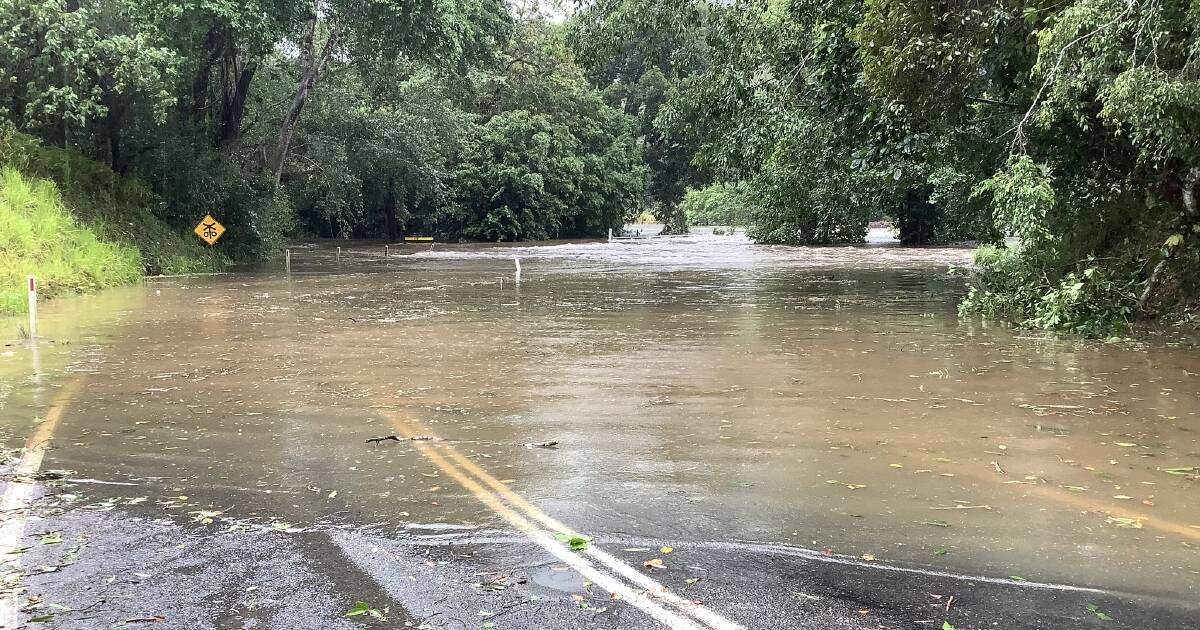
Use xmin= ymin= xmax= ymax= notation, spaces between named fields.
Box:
xmin=366 ymin=435 xmax=437 ymax=446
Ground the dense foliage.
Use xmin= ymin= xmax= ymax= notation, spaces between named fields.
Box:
xmin=444 ymin=20 xmax=647 ymax=241
xmin=577 ymin=0 xmax=1198 ymax=332
xmin=0 ymin=0 xmax=646 ymax=261
xmin=679 ymin=182 xmax=757 ymax=227
xmin=3 ymin=0 xmax=1197 ymax=332
xmin=572 ymin=0 xmax=713 ymax=234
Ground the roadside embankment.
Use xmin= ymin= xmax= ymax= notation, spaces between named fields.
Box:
xmin=0 ymin=129 xmax=223 ymax=315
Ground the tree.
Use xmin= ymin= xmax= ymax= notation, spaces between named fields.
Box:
xmin=287 ymin=68 xmax=470 ymax=239
xmin=571 ymin=0 xmax=711 ymax=234
xmin=0 ymin=0 xmax=178 ymax=169
xmin=446 ymin=18 xmax=647 ymax=241
xmin=266 ymin=0 xmax=511 ymax=188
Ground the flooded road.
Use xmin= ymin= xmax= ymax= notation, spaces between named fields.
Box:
xmin=2 ymin=232 xmax=1198 ymax=628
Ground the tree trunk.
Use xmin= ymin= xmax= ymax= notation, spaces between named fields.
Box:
xmin=658 ymin=203 xmax=689 ymax=235
xmin=269 ymin=8 xmax=318 ymax=188
xmin=384 ymin=176 xmax=400 ymax=242
xmin=269 ymin=5 xmax=352 ymax=189
xmin=106 ymin=112 xmax=122 ymax=173
xmin=190 ymin=26 xmax=222 ymax=127
xmin=220 ymin=61 xmax=256 ymax=146
xmin=1137 ymin=166 xmax=1200 ymax=314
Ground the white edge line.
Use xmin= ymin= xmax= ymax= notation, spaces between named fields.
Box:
xmin=520 ymin=528 xmax=706 ymax=629
xmin=585 ymin=546 xmax=746 ymax=630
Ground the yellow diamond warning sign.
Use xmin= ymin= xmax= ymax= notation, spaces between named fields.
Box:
xmin=193 ymin=215 xmax=225 ymax=246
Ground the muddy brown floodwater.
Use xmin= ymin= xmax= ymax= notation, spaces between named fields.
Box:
xmin=3 ymin=232 xmax=1199 ymax=605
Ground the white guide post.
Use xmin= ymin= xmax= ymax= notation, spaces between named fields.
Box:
xmin=25 ymin=275 xmax=36 ymax=340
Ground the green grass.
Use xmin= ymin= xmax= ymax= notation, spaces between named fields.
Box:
xmin=0 ymin=168 xmax=142 ymax=312
xmin=0 ymin=129 xmax=224 ymax=314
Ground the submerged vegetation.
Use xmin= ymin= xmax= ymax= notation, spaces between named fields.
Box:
xmin=2 ymin=0 xmax=1197 ymax=333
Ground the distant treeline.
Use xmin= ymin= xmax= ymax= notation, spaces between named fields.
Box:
xmin=3 ymin=1 xmax=1198 ymax=333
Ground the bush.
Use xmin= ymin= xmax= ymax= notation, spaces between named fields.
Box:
xmin=680 ymin=182 xmax=757 ymax=227
xmin=959 ymin=245 xmax=1139 ymax=337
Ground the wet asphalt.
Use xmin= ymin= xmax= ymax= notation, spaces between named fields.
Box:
xmin=11 ymin=498 xmax=1197 ymax=629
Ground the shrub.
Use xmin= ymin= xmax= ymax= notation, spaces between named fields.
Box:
xmin=959 ymin=245 xmax=1139 ymax=337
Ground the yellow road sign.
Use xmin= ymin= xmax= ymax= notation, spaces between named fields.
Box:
xmin=193 ymin=215 xmax=225 ymax=246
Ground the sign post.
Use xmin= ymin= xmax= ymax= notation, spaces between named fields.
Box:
xmin=26 ymin=275 xmax=36 ymax=340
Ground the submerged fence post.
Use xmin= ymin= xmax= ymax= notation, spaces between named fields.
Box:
xmin=514 ymin=257 xmax=522 ymax=285
xmin=384 ymin=244 xmax=390 ymax=258
xmin=285 ymin=249 xmax=292 ymax=273
xmin=26 ymin=275 xmax=36 ymax=340
xmin=336 ymin=246 xmax=342 ymax=264
xmin=608 ymin=228 xmax=613 ymax=243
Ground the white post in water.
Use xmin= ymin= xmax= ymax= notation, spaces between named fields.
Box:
xmin=336 ymin=246 xmax=342 ymax=264
xmin=513 ymin=257 xmax=522 ymax=285
xmin=384 ymin=244 xmax=390 ymax=258
xmin=285 ymin=249 xmax=292 ymax=273
xmin=26 ymin=275 xmax=36 ymax=340
xmin=608 ymin=228 xmax=613 ymax=243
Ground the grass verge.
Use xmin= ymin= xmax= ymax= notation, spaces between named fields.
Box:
xmin=0 ymin=168 xmax=142 ymax=312
xmin=0 ymin=129 xmax=224 ymax=314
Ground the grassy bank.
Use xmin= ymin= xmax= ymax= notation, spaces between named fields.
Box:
xmin=0 ymin=169 xmax=142 ymax=312
xmin=0 ymin=130 xmax=223 ymax=314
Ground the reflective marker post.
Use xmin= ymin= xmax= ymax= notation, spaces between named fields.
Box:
xmin=514 ymin=257 xmax=522 ymax=285
xmin=26 ymin=275 xmax=37 ymax=340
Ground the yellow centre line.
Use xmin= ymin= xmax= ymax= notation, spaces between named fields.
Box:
xmin=0 ymin=379 xmax=84 ymax=628
xmin=1017 ymin=482 xmax=1200 ymax=540
xmin=382 ymin=412 xmax=745 ymax=630
xmin=904 ymin=451 xmax=1200 ymax=541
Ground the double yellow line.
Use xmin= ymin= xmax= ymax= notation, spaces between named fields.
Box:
xmin=382 ymin=413 xmax=745 ymax=630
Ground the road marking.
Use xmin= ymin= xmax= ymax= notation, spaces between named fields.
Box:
xmin=690 ymin=540 xmax=1110 ymax=594
xmin=374 ymin=403 xmax=1193 ymax=622
xmin=402 ymin=433 xmax=708 ymax=629
xmin=384 ymin=414 xmax=745 ymax=630
xmin=433 ymin=443 xmax=745 ymax=630
xmin=905 ymin=451 xmax=1200 ymax=541
xmin=0 ymin=380 xmax=82 ymax=629
xmin=1018 ymin=482 xmax=1200 ymax=541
